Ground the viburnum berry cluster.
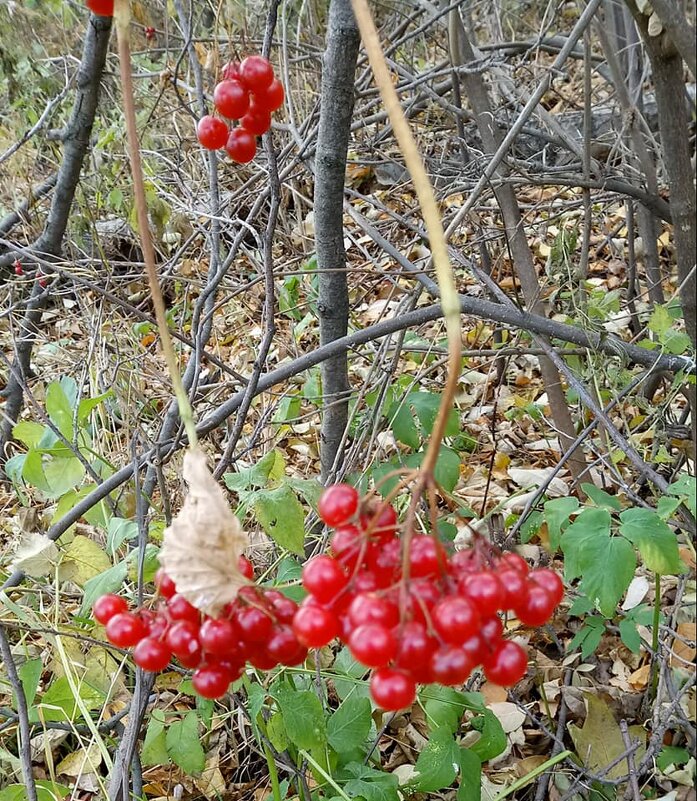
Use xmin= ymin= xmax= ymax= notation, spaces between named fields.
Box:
xmin=94 ymin=483 xmax=564 ymax=712
xmin=86 ymin=0 xmax=113 ymax=16
xmin=292 ymin=484 xmax=564 ymax=710
xmin=196 ymin=57 xmax=285 ymax=163
xmin=95 ymin=555 xmax=306 ymax=699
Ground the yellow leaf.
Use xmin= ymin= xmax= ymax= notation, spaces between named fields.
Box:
xmin=57 ymin=742 xmax=102 ymax=776
xmin=60 ymin=535 xmax=111 ymax=586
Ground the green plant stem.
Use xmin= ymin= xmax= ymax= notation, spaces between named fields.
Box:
xmin=493 ymin=750 xmax=572 ymax=800
xmin=349 ymin=0 xmax=461 ymax=479
xmin=299 ymin=749 xmax=351 ymax=801
xmin=113 ymin=0 xmax=197 ymax=448
xmin=263 ymin=743 xmax=283 ymax=801
xmin=651 ymin=572 xmax=661 ymax=700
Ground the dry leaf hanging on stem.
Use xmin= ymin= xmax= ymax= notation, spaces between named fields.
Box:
xmin=158 ymin=448 xmax=248 ymax=617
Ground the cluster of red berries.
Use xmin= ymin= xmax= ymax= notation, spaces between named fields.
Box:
xmin=86 ymin=0 xmax=113 ymax=16
xmin=93 ymin=483 xmax=563 ymax=710
xmin=291 ymin=484 xmax=564 ymax=711
xmin=196 ymin=57 xmax=284 ymax=163
xmin=94 ymin=555 xmax=306 ymax=699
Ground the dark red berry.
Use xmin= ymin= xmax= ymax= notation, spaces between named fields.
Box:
xmin=318 ymin=484 xmax=359 ymax=527
xmin=93 ymin=594 xmax=128 ymax=625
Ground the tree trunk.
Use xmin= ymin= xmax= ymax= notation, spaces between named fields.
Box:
xmin=315 ymin=0 xmax=360 ymax=482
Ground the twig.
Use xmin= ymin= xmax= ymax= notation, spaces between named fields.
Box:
xmin=620 ymin=719 xmax=642 ymax=801
xmin=0 ymin=625 xmax=38 ymax=801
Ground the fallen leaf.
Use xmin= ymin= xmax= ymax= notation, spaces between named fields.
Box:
xmin=56 ymin=742 xmax=103 ymax=776
xmin=671 ymin=623 xmax=696 ymax=670
xmin=568 ymin=694 xmax=646 ymax=779
xmin=159 ymin=448 xmax=248 ymax=617
xmin=10 ymin=532 xmax=59 ymax=577
xmin=628 ymin=664 xmax=651 ymax=691
xmin=488 ymin=702 xmax=526 ymax=733
xmin=60 ymin=534 xmax=111 ymax=586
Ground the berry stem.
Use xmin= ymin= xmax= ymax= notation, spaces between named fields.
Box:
xmin=113 ymin=0 xmax=198 ymax=448
xmin=349 ymin=0 xmax=461 ymax=480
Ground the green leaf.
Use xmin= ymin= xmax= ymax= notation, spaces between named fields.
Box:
xmin=39 ymin=677 xmax=104 ymax=722
xmin=166 ymin=711 xmax=206 ymax=775
xmin=275 ymin=688 xmax=326 ymax=750
xmin=267 ymin=711 xmax=289 ymax=752
xmin=15 ymin=658 xmax=43 ymax=711
xmin=560 ymin=508 xmax=613 ymax=581
xmin=411 ymin=727 xmax=459 ymax=792
xmin=287 ymin=477 xmax=323 ymax=510
xmin=648 ymin=305 xmax=672 ymax=337
xmin=254 ymin=485 xmax=306 ymax=555
xmin=656 ymin=496 xmax=683 ymax=520
xmin=142 ymin=709 xmax=169 ymax=766
xmin=390 ymin=402 xmax=420 ymax=448
xmin=619 ymin=508 xmax=684 ymax=574
xmin=469 ymin=710 xmax=506 ymax=761
xmin=409 ymin=392 xmax=459 ymax=437
xmin=12 ymin=421 xmax=47 ymax=448
xmin=619 ymin=619 xmax=641 ymax=654
xmin=106 ymin=517 xmax=139 ymax=555
xmin=224 ymin=450 xmax=285 ymax=492
xmin=543 ymin=496 xmax=579 ymax=551
xmin=420 ymin=685 xmax=480 ymax=733
xmin=327 ymin=696 xmax=372 ymax=754
xmin=581 ymin=484 xmax=622 ymax=511
xmin=457 ymin=748 xmax=481 ymax=801
xmin=60 ymin=534 xmax=111 ymax=587
xmin=580 ymin=535 xmax=636 ymax=617
xmin=668 ymin=474 xmax=696 ymax=515
xmin=77 ymin=390 xmax=112 ymax=425
xmin=42 ymin=457 xmax=85 ymax=499
xmin=22 ymin=449 xmax=51 ymax=493
xmin=80 ymin=562 xmax=128 ymax=616
xmin=341 ymin=763 xmax=400 ymax=801
xmin=567 ymin=595 xmax=594 ymax=617
xmin=434 ymin=446 xmax=460 ymax=493
xmin=567 ymin=616 xmax=605 ymax=659
xmin=0 ymin=782 xmax=70 ymax=801
xmin=657 ymin=745 xmax=691 ymax=772
xmin=662 ymin=329 xmax=692 ymax=355
xmin=332 ymin=645 xmax=369 ymax=701
xmin=45 ymin=381 xmax=75 ymax=439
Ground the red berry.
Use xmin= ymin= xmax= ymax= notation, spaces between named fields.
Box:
xmin=240 ymin=108 xmax=272 ymax=136
xmin=370 ymin=668 xmax=416 ymax=711
xmin=248 ymin=645 xmax=278 ymax=670
xmin=93 ymin=594 xmax=128 ymax=625
xmin=86 ymin=0 xmax=113 ymax=16
xmin=483 ymin=640 xmax=528 ymax=686
xmin=13 ymin=260 xmax=23 ymax=276
xmin=449 ymin=549 xmax=481 ymax=575
xmin=481 ymin=616 xmax=504 ymax=643
xmin=166 ymin=620 xmax=200 ymax=657
xmin=461 ymin=633 xmax=487 ymax=665
xmin=302 ymin=556 xmax=348 ymax=604
xmin=367 ymin=537 xmax=401 ymax=588
xmin=213 ymin=80 xmax=250 ymax=120
xmin=146 ymin=613 xmax=169 ymax=640
xmin=514 ymin=584 xmax=556 ymax=627
xmin=192 ymin=663 xmax=232 ymax=699
xmin=225 ymin=128 xmax=257 ymax=163
xmin=105 ymin=612 xmax=147 ymax=648
xmin=430 ymin=645 xmax=474 ymax=686
xmin=330 ymin=525 xmax=362 ymax=568
xmin=409 ymin=536 xmax=446 ymax=578
xmin=168 ymin=594 xmax=200 ymax=624
xmin=239 ymin=55 xmax=275 ymax=92
xmin=266 ymin=592 xmax=298 ymax=624
xmin=238 ymin=555 xmax=254 ymax=581
xmin=529 ymin=569 xmax=564 ymax=606
xmin=38 ymin=277 xmax=47 ymax=288
xmin=498 ymin=552 xmax=529 ymax=573
xmin=145 ymin=26 xmax=156 ymax=41
xmin=292 ymin=603 xmax=339 ymax=648
xmin=235 ymin=606 xmax=272 ymax=643
xmin=394 ymin=621 xmax=436 ymax=682
xmin=133 ymin=637 xmax=171 ymax=672
xmin=318 ymin=484 xmax=359 ymax=527
xmin=222 ymin=61 xmax=241 ymax=80
xmin=199 ymin=618 xmax=238 ymax=655
xmin=459 ymin=572 xmax=505 ymax=617
xmin=196 ymin=115 xmax=229 ymax=150
xmin=252 ymin=78 xmax=285 ymax=112
xmin=352 ymin=570 xmax=379 ymax=595
xmin=349 ymin=623 xmax=397 ymax=668
xmin=361 ymin=503 xmax=398 ymax=541
xmin=498 ymin=568 xmax=529 ymax=610
xmin=432 ymin=596 xmax=480 ymax=645
xmin=267 ymin=626 xmax=307 ymax=666
xmin=348 ymin=593 xmax=399 ymax=629
xmin=155 ymin=568 xmax=176 ymax=599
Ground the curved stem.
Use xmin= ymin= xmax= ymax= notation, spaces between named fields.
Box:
xmin=113 ymin=0 xmax=197 ymax=448
xmin=349 ymin=0 xmax=461 ymax=478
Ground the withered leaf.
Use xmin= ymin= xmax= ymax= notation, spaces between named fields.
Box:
xmin=158 ymin=448 xmax=248 ymax=617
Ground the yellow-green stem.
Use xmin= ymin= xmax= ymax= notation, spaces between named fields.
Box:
xmin=651 ymin=572 xmax=661 ymax=700
xmin=350 ymin=0 xmax=461 ymax=478
xmin=114 ymin=0 xmax=197 ymax=448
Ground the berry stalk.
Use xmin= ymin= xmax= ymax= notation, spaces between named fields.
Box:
xmin=113 ymin=0 xmax=198 ymax=448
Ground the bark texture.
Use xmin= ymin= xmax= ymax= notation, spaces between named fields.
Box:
xmin=315 ymin=0 xmax=360 ymax=481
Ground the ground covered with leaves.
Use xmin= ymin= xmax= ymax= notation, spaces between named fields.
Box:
xmin=0 ymin=1 xmax=695 ymax=800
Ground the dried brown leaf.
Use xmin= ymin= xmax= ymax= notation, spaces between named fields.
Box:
xmin=158 ymin=448 xmax=248 ymax=617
